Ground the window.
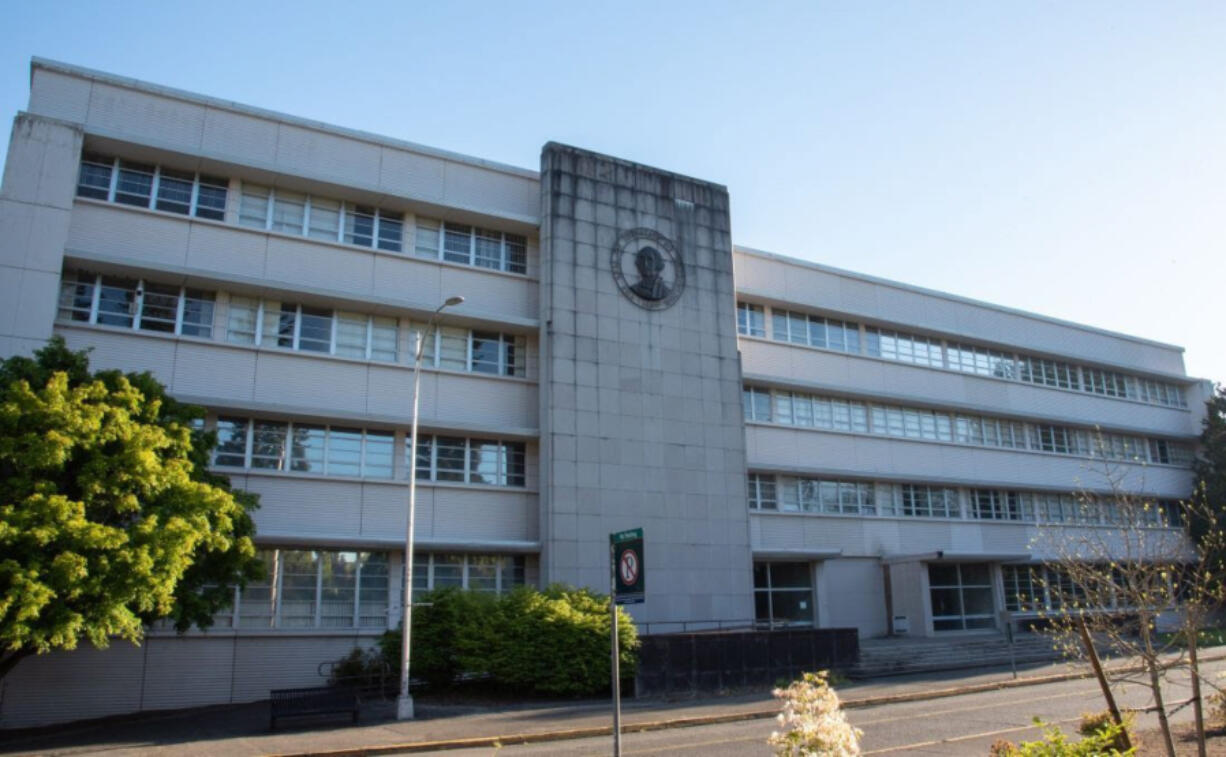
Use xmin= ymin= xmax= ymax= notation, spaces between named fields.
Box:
xmin=770 ymin=309 xmax=860 ymax=354
xmin=225 ymin=298 xmax=399 ymax=363
xmin=237 ymin=183 xmax=404 ymax=252
xmin=1083 ymin=367 xmax=1130 ymax=399
xmin=212 ymin=418 xmax=394 ymax=479
xmin=929 ymin=563 xmax=995 ymax=631
xmin=898 ymin=485 xmax=959 ymax=518
xmin=409 ymin=322 xmax=527 ymax=377
xmin=217 ymin=549 xmax=389 ymax=630
xmin=1002 ymin=565 xmax=1040 ymax=612
xmin=754 ymin=562 xmax=814 ymax=628
xmin=76 ymin=153 xmax=229 ymax=221
xmin=413 ymin=436 xmax=526 ymax=487
xmin=417 ymin=218 xmax=528 ymax=274
xmin=971 ymin=490 xmax=1026 ymax=521
xmin=742 ymin=387 xmax=772 ymax=422
xmin=865 ymin=327 xmax=943 ymax=368
xmin=737 ymin=302 xmax=766 ymax=337
xmin=410 ymin=553 xmax=526 ymax=600
xmin=747 ymin=473 xmax=777 ymax=510
xmin=1034 ymin=493 xmax=1088 ymax=524
xmin=58 ymin=271 xmax=216 ymax=338
xmin=778 ymin=476 xmax=875 ymax=515
xmin=868 ymin=404 xmax=948 ymax=441
xmin=1018 ymin=357 xmax=1080 ymax=391
xmin=947 ymin=343 xmax=1016 ymax=379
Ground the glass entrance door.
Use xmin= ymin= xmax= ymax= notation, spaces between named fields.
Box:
xmin=928 ymin=563 xmax=996 ymax=631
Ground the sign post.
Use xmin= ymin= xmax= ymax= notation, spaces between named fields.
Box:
xmin=610 ymin=528 xmax=644 ymax=757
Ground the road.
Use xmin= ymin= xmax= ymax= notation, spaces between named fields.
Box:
xmin=418 ymin=658 xmax=1224 ymax=756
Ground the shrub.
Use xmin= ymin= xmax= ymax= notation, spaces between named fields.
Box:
xmin=327 ymin=647 xmax=386 ymax=689
xmin=767 ymin=670 xmax=862 ymax=756
xmin=993 ymin=718 xmax=1135 ymax=756
xmin=364 ymin=584 xmax=638 ymax=696
xmin=1077 ymin=711 xmax=1133 ymax=752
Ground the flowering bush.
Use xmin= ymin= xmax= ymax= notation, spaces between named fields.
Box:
xmin=767 ymin=670 xmax=862 ymax=756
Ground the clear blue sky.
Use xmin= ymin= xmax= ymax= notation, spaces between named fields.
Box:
xmin=2 ymin=1 xmax=1223 ymax=384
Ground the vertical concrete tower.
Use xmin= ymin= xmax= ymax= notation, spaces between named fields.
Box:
xmin=538 ymin=143 xmax=754 ymax=627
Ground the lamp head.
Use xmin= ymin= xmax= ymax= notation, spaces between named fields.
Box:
xmin=443 ymin=295 xmax=465 ymax=307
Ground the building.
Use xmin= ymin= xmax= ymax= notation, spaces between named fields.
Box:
xmin=0 ymin=59 xmax=1209 ymax=728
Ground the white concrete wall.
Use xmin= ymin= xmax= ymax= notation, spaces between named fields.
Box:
xmin=746 ymin=425 xmax=1193 ymax=499
xmin=741 ymin=338 xmax=1199 ymax=437
xmin=734 ymin=247 xmax=1189 ymax=377
xmin=66 ymin=201 xmax=540 ymax=324
xmin=0 ymin=114 xmax=80 ymax=356
xmin=0 ymin=633 xmax=377 ymax=729
xmin=27 ymin=62 xmax=540 ymax=226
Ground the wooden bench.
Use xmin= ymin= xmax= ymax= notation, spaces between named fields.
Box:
xmin=269 ymin=685 xmax=359 ymax=729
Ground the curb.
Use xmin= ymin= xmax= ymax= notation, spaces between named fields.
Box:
xmin=268 ymin=652 xmax=1226 ymax=757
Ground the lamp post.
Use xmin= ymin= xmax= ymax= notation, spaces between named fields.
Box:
xmin=397 ymin=294 xmax=464 ymax=720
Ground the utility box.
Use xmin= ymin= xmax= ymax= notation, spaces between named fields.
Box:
xmin=892 ymin=615 xmax=910 ymax=635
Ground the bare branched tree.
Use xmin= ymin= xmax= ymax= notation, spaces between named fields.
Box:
xmin=1026 ymin=459 xmax=1226 ymax=757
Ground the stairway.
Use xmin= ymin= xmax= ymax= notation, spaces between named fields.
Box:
xmin=849 ymin=632 xmax=1068 ymax=678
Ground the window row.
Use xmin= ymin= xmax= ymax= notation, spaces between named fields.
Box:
xmin=742 ymin=387 xmax=1192 ymax=467
xmin=414 ymin=219 xmax=528 ymax=274
xmin=74 ymin=153 xmax=532 ymax=276
xmin=58 ymin=271 xmax=214 ymax=338
xmin=56 ymin=275 xmax=533 ymax=378
xmin=239 ymin=184 xmax=405 ymax=252
xmin=411 ymin=553 xmax=526 ymax=600
xmin=768 ymin=308 xmax=861 ymax=354
xmin=736 ymin=301 xmax=1186 ymax=408
xmin=77 ymin=153 xmax=228 ymax=221
xmin=225 ymin=298 xmax=528 ymax=376
xmin=215 ymin=418 xmax=395 ymax=478
xmin=211 ymin=549 xmax=389 ymax=629
xmin=226 ymin=297 xmax=399 ymax=362
xmin=414 ymin=435 xmax=527 ymax=487
xmin=746 ymin=472 xmax=1181 ymax=526
xmin=1001 ymin=564 xmax=1115 ymax=614
xmin=211 ymin=418 xmax=528 ymax=488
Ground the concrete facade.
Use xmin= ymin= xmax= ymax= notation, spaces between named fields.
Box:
xmin=0 ymin=59 xmax=1208 ymax=727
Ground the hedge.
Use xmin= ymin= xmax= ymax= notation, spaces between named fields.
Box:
xmin=361 ymin=584 xmax=639 ymax=696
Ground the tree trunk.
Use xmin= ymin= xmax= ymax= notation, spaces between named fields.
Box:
xmin=1148 ymin=655 xmax=1178 ymax=757
xmin=1190 ymin=626 xmax=1207 ymax=757
xmin=0 ymin=646 xmax=35 ymax=681
xmin=1077 ymin=617 xmax=1132 ymax=751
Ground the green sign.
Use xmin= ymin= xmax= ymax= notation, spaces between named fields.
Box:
xmin=610 ymin=528 xmax=644 ymax=605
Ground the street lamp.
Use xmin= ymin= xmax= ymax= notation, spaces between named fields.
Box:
xmin=397 ymin=294 xmax=464 ymax=720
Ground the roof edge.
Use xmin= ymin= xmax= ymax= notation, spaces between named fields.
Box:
xmin=734 ymin=244 xmax=1187 ymax=354
xmin=30 ymin=57 xmax=541 ymax=182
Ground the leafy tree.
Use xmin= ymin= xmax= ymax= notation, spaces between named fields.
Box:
xmin=1191 ymin=384 xmax=1226 ymax=559
xmin=0 ymin=338 xmax=262 ymax=680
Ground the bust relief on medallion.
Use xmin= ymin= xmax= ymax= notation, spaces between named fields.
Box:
xmin=610 ymin=228 xmax=685 ymax=311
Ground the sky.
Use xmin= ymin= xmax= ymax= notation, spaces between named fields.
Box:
xmin=1 ymin=1 xmax=1223 ymax=384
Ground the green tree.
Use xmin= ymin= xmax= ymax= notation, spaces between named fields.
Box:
xmin=0 ymin=338 xmax=262 ymax=680
xmin=1192 ymin=384 xmax=1226 ymax=559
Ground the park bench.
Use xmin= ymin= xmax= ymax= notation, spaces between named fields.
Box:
xmin=269 ymin=685 xmax=359 ymax=729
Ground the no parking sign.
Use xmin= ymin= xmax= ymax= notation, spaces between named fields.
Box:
xmin=610 ymin=528 xmax=644 ymax=604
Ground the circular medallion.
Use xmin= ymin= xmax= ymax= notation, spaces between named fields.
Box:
xmin=610 ymin=227 xmax=685 ymax=311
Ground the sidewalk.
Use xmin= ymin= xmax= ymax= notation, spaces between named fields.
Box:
xmin=1 ymin=655 xmax=1213 ymax=757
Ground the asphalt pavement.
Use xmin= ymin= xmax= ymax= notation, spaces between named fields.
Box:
xmin=2 ymin=654 xmax=1222 ymax=756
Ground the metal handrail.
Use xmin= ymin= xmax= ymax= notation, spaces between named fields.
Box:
xmin=635 ymin=618 xmax=813 ymax=635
